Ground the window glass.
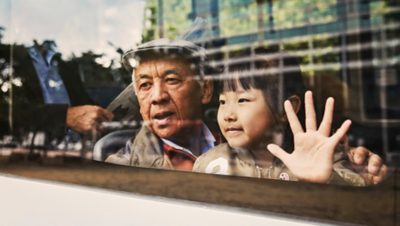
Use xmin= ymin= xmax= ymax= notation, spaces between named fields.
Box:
xmin=109 ymin=0 xmax=398 ymax=186
xmin=0 ymin=0 xmax=398 ymax=191
xmin=0 ymin=0 xmax=145 ymax=148
xmin=271 ymin=0 xmax=337 ymax=30
xmin=219 ymin=0 xmax=258 ymax=37
xmin=0 ymin=1 xmax=399 ymax=225
xmin=158 ymin=0 xmax=193 ymax=39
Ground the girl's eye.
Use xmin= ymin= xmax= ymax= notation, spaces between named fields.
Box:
xmin=238 ymin=98 xmax=250 ymax=103
xmin=219 ymin=100 xmax=225 ymax=105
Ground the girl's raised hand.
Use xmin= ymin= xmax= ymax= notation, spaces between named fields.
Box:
xmin=267 ymin=91 xmax=351 ymax=183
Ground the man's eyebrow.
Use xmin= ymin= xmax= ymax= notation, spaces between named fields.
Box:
xmin=135 ymin=74 xmax=152 ymax=82
xmin=134 ymin=69 xmax=182 ymax=82
xmin=162 ymin=69 xmax=181 ymax=77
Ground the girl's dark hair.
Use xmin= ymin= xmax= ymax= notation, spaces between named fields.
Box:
xmin=220 ymin=58 xmax=280 ymax=118
xmin=218 ymin=54 xmax=306 ymax=151
xmin=219 ymin=55 xmax=305 ymax=115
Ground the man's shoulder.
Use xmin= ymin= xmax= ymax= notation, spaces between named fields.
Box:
xmin=128 ymin=126 xmax=170 ymax=168
xmin=105 ymin=148 xmax=131 ymax=166
xmin=103 ymin=128 xmax=145 ymax=166
xmin=96 ymin=128 xmax=141 ymax=163
xmin=130 ymin=126 xmax=159 ymax=149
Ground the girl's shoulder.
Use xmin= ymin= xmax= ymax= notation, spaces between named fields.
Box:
xmin=196 ymin=143 xmax=232 ymax=163
xmin=193 ymin=143 xmax=232 ymax=173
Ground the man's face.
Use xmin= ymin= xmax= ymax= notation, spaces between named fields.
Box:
xmin=134 ymin=56 xmax=211 ymax=140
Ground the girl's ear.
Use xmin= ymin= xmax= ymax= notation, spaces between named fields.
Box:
xmin=287 ymin=95 xmax=301 ymax=114
xmin=201 ymin=80 xmax=214 ymax=104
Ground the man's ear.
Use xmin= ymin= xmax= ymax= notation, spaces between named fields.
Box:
xmin=201 ymin=80 xmax=214 ymax=104
xmin=287 ymin=95 xmax=301 ymax=114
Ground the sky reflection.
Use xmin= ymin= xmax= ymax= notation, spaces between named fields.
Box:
xmin=0 ymin=0 xmax=145 ymax=64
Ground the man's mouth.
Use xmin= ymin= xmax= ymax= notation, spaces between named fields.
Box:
xmin=152 ymin=111 xmax=175 ymax=126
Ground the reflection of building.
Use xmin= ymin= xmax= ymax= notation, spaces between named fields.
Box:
xmin=142 ymin=0 xmax=193 ymax=41
xmin=143 ymin=0 xmax=400 ymax=164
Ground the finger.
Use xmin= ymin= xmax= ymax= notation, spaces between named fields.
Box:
xmin=79 ymin=121 xmax=95 ymax=134
xmin=95 ymin=113 xmax=111 ymax=124
xmin=90 ymin=118 xmax=102 ymax=134
xmin=267 ymin=144 xmax=291 ymax=165
xmin=89 ymin=108 xmax=113 ymax=123
xmin=349 ymin=147 xmax=369 ymax=165
xmin=95 ymin=121 xmax=102 ymax=132
xmin=361 ymin=172 xmax=374 ymax=185
xmin=346 ymin=146 xmax=357 ymax=164
xmin=101 ymin=109 xmax=114 ymax=121
xmin=95 ymin=107 xmax=114 ymax=121
xmin=305 ymin=91 xmax=317 ymax=131
xmin=367 ymin=154 xmax=383 ymax=176
xmin=331 ymin=120 xmax=352 ymax=144
xmin=284 ymin=100 xmax=303 ymax=134
xmin=82 ymin=111 xmax=103 ymax=125
xmin=339 ymin=134 xmax=349 ymax=150
xmin=318 ymin=97 xmax=334 ymax=136
xmin=372 ymin=165 xmax=388 ymax=184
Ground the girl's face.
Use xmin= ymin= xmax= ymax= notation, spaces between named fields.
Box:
xmin=217 ymin=83 xmax=275 ymax=150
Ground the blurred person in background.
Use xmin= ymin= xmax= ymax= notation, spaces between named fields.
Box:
xmin=0 ymin=40 xmax=113 ymax=148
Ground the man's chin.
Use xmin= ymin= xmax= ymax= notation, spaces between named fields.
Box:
xmin=151 ymin=126 xmax=180 ymax=139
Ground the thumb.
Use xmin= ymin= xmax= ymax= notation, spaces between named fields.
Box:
xmin=104 ymin=109 xmax=114 ymax=121
xmin=98 ymin=108 xmax=114 ymax=121
xmin=267 ymin=144 xmax=290 ymax=163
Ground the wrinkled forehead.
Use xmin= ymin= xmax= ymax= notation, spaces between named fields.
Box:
xmin=136 ymin=56 xmax=188 ymax=70
xmin=132 ymin=53 xmax=197 ymax=77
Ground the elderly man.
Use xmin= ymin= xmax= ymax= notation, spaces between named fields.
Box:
xmin=104 ymin=38 xmax=214 ymax=170
xmin=101 ymin=37 xmax=386 ymax=183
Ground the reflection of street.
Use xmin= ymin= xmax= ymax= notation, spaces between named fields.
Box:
xmin=0 ymin=147 xmax=92 ymax=164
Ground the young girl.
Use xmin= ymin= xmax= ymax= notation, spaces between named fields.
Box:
xmin=193 ymin=56 xmax=366 ymax=185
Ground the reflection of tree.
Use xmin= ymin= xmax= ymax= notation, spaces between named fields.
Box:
xmin=142 ymin=3 xmax=157 ymax=42
xmin=72 ymin=50 xmax=130 ymax=88
xmin=220 ymin=0 xmax=258 ymax=37
xmin=0 ymin=43 xmax=26 ymax=135
xmin=0 ymin=26 xmax=4 ymax=43
xmin=0 ymin=40 xmax=131 ymax=135
xmin=0 ymin=45 xmax=23 ymax=97
xmin=68 ymin=48 xmax=131 ymax=107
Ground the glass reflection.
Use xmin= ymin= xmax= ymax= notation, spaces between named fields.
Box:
xmin=0 ymin=0 xmax=398 ymax=187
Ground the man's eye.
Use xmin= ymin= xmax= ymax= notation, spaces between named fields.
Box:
xmin=238 ymin=98 xmax=250 ymax=103
xmin=165 ymin=77 xmax=181 ymax=85
xmin=139 ymin=82 xmax=152 ymax=90
xmin=219 ymin=100 xmax=225 ymax=105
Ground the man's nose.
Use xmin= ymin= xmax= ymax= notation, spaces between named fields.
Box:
xmin=150 ymin=82 xmax=170 ymax=105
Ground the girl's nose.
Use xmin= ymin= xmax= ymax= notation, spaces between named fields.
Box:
xmin=223 ymin=105 xmax=237 ymax=122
